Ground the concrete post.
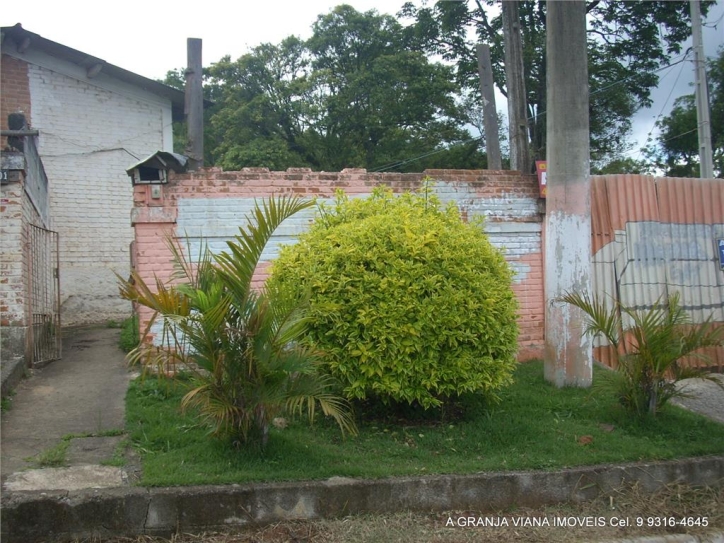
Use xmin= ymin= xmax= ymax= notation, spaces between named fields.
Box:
xmin=544 ymin=0 xmax=592 ymax=387
xmin=476 ymin=44 xmax=502 ymax=170
xmin=185 ymin=38 xmax=203 ymax=170
xmin=690 ymin=0 xmax=714 ymax=179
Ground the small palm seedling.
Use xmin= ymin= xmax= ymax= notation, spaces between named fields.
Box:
xmin=560 ymin=291 xmax=723 ymax=416
xmin=119 ymin=196 xmax=356 ymax=448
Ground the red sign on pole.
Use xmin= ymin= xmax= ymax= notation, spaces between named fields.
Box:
xmin=536 ymin=160 xmax=547 ymax=198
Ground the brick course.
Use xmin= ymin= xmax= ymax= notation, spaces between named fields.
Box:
xmin=132 ymin=168 xmax=545 ymax=360
xmin=0 ymin=172 xmax=42 ymax=323
xmin=1 ymin=54 xmax=32 ymax=149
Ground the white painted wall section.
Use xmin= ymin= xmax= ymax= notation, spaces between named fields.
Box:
xmin=21 ymin=54 xmax=173 ymax=324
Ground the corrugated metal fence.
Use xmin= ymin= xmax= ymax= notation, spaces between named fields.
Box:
xmin=591 ymin=175 xmax=724 ymax=370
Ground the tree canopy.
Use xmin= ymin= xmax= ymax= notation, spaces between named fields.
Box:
xmin=199 ymin=5 xmax=485 ymax=172
xmin=400 ymin=0 xmax=714 ymax=171
xmin=645 ymin=47 xmax=723 ymax=178
xmin=161 ymin=2 xmax=714 ymax=174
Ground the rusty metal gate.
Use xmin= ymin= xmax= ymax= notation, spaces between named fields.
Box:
xmin=29 ymin=224 xmax=61 ymax=365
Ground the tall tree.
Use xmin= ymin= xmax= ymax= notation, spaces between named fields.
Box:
xmin=400 ymin=0 xmax=715 ymax=169
xmin=645 ymin=47 xmax=724 ymax=178
xmin=206 ymin=37 xmax=318 ymax=171
xmin=202 ymin=5 xmax=480 ymax=172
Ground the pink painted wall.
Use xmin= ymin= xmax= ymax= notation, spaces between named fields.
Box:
xmin=131 ymin=167 xmax=545 ymax=361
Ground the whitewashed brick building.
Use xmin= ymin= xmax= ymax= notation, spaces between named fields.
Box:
xmin=1 ymin=23 xmax=185 ymax=379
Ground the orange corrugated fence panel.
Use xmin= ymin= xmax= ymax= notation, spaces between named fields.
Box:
xmin=589 ymin=175 xmax=724 ymax=371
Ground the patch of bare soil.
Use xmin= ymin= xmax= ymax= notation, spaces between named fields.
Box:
xmin=77 ymin=483 xmax=723 ymax=543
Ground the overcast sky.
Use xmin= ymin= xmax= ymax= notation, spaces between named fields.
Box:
xmin=3 ymin=0 xmax=723 ymax=157
xmin=628 ymin=1 xmax=723 ymax=156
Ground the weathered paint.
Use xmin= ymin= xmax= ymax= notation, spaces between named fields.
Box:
xmin=1 ymin=46 xmax=174 ymax=325
xmin=544 ymin=211 xmax=593 ymax=387
xmin=590 ymin=175 xmax=724 ymax=370
xmin=545 ymin=0 xmax=592 ymax=386
xmin=175 ymin=194 xmax=543 ymax=276
xmin=133 ymin=169 xmax=545 ymax=360
xmin=543 ymin=175 xmax=593 ymax=387
xmin=0 ymin=160 xmax=45 ymax=362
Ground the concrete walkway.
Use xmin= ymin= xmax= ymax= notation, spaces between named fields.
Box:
xmin=0 ymin=326 xmax=134 ymax=486
xmin=674 ymin=374 xmax=724 ymax=424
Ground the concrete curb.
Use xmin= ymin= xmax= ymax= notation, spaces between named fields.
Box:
xmin=2 ymin=456 xmax=723 ymax=543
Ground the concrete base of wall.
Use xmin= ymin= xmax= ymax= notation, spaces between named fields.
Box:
xmin=1 ymin=326 xmax=28 ymax=395
xmin=60 ymin=295 xmax=132 ymax=326
xmin=0 ymin=356 xmax=26 ymax=397
xmin=2 ymin=456 xmax=722 ymax=543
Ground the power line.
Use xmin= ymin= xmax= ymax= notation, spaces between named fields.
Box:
xmin=632 ymin=52 xmax=689 ymax=162
xmin=40 ymin=147 xmax=140 ymax=160
xmin=589 ymin=53 xmax=689 ymax=101
xmin=529 ymin=53 xmax=690 ymax=124
xmin=660 ymin=126 xmax=698 ymax=144
xmin=703 ymin=10 xmax=724 ymax=28
xmin=370 ymin=135 xmax=483 ymax=173
xmin=41 ymin=120 xmax=174 ymax=155
xmin=372 ymin=54 xmax=692 ymax=172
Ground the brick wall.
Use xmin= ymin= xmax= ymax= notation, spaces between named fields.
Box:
xmin=0 ymin=54 xmax=32 ymax=139
xmin=0 ymin=164 xmax=43 ymax=361
xmin=0 ymin=177 xmax=28 ymax=328
xmin=1 ymin=55 xmax=31 ymax=122
xmin=1 ymin=47 xmax=176 ymax=325
xmin=132 ymin=167 xmax=545 ymax=361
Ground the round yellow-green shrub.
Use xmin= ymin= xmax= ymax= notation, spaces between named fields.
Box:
xmin=269 ymin=187 xmax=519 ymax=408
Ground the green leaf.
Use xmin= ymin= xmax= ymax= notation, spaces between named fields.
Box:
xmin=118 ymin=196 xmax=355 ymax=447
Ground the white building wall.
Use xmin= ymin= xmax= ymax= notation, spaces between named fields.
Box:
xmin=10 ymin=49 xmax=174 ymax=324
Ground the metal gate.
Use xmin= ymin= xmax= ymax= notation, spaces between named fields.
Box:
xmin=29 ymin=224 xmax=61 ymax=365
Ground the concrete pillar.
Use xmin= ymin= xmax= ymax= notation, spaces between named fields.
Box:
xmin=185 ymin=38 xmax=203 ymax=170
xmin=690 ymin=0 xmax=714 ymax=179
xmin=544 ymin=0 xmax=592 ymax=387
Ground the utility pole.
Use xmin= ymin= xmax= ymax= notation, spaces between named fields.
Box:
xmin=185 ymin=38 xmax=204 ymax=170
xmin=502 ymin=0 xmax=531 ymax=174
xmin=544 ymin=0 xmax=592 ymax=388
xmin=690 ymin=0 xmax=714 ymax=179
xmin=476 ymin=44 xmax=502 ymax=170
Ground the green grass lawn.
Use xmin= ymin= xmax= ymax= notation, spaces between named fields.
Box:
xmin=125 ymin=361 xmax=724 ymax=487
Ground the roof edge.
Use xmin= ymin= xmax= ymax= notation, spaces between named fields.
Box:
xmin=1 ymin=24 xmax=212 ymax=122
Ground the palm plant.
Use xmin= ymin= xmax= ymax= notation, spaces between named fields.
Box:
xmin=560 ymin=291 xmax=724 ymax=416
xmin=119 ymin=196 xmax=356 ymax=447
